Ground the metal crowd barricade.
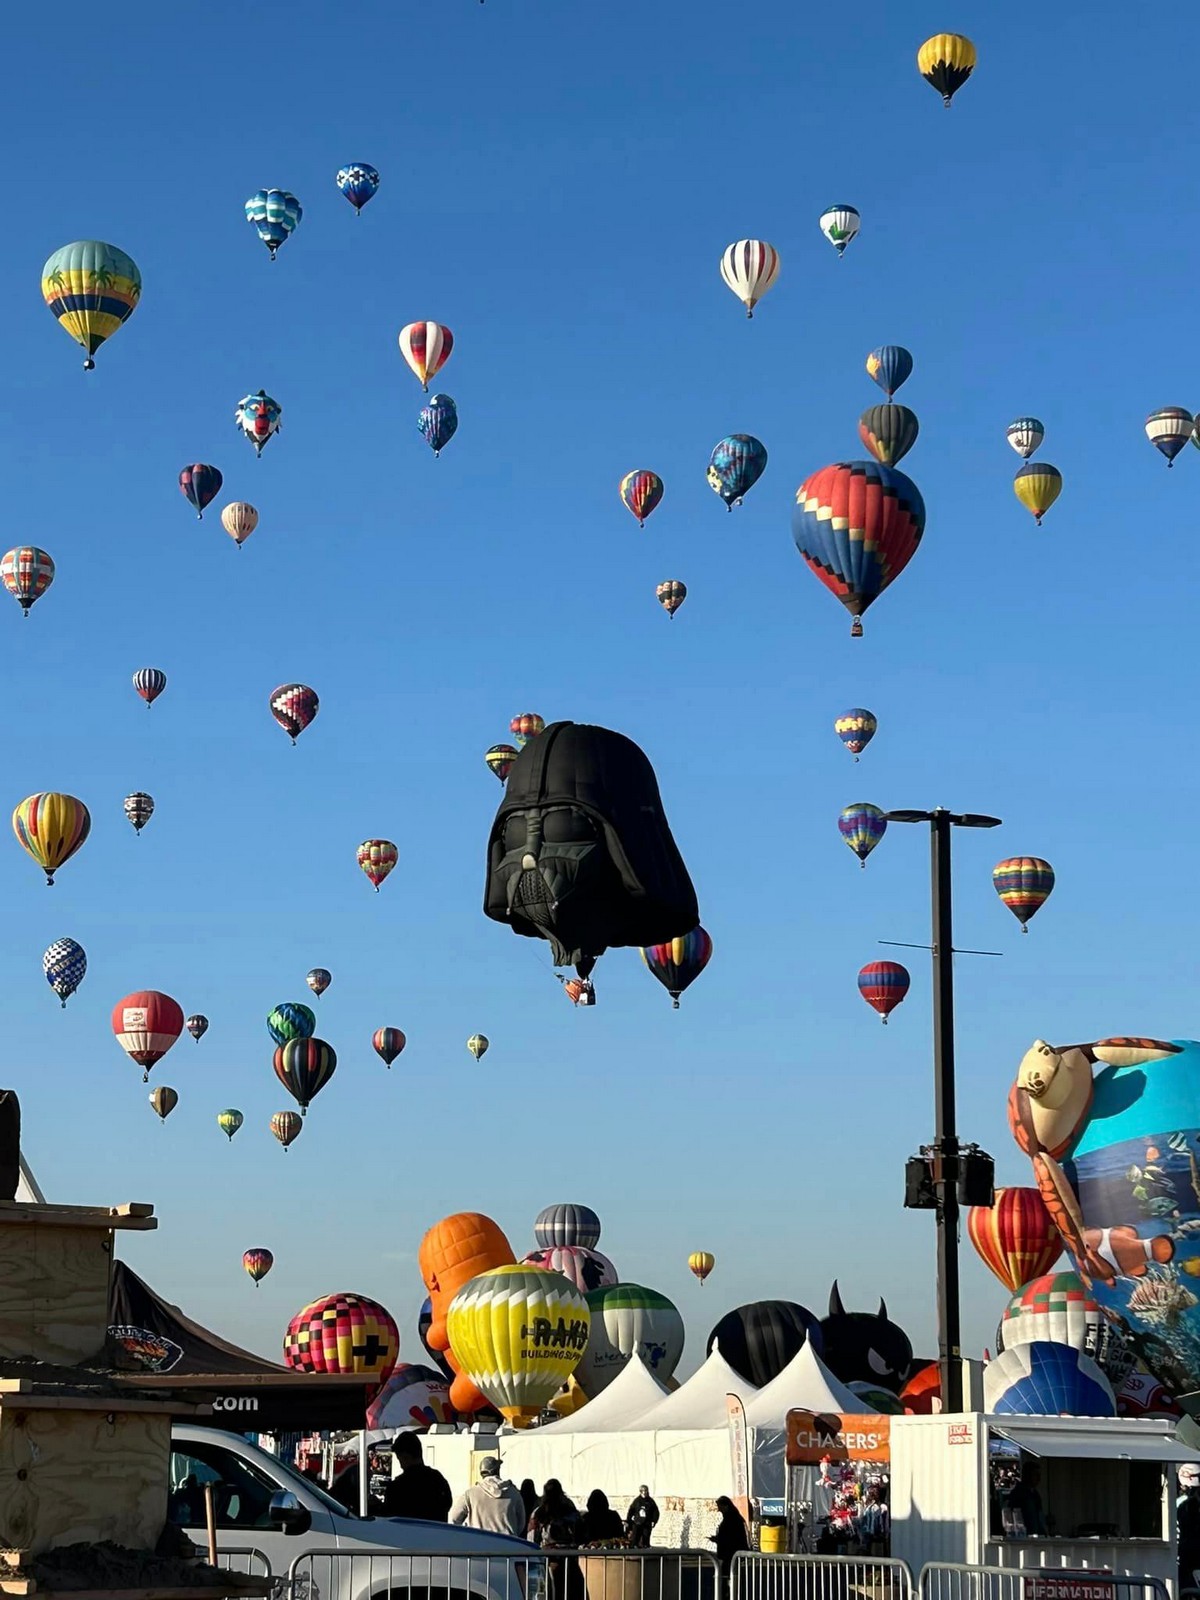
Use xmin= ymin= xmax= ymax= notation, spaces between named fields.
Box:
xmin=731 ymin=1552 xmax=915 ymax=1600
xmin=917 ymin=1564 xmax=1170 ymax=1600
xmin=286 ymin=1548 xmax=717 ymax=1600
xmin=216 ymin=1548 xmax=273 ymax=1578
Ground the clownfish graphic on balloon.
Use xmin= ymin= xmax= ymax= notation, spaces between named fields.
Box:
xmin=1008 ymin=1035 xmax=1200 ymax=1391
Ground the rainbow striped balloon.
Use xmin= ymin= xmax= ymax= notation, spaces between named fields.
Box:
xmin=993 ymin=856 xmax=1055 ymax=932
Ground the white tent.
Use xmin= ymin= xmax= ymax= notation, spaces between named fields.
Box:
xmin=17 ymin=1156 xmax=44 ymax=1204
xmin=630 ymin=1344 xmax=759 ymax=1431
xmin=742 ymin=1338 xmax=875 ymax=1427
xmin=538 ymin=1354 xmax=670 ymax=1435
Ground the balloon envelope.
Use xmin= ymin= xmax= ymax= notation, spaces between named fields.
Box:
xmin=43 ymin=938 xmax=86 ymax=1006
xmin=112 ymin=990 xmax=184 ymax=1080
xmin=534 ymin=1203 xmax=602 ymax=1250
xmin=13 ymin=792 xmax=90 ymax=884
xmin=984 ymin=1340 xmax=1115 ymax=1417
xmin=839 ymin=803 xmax=887 ymax=866
xmin=581 ymin=1283 xmax=685 ymax=1395
xmin=284 ymin=1292 xmax=398 ymax=1377
xmin=522 ymin=1245 xmax=617 ymax=1295
xmin=968 ymin=1187 xmax=1063 ymax=1292
xmin=706 ymin=1300 xmax=824 ymax=1387
xmin=366 ymin=1363 xmax=455 ymax=1430
xmin=792 ymin=461 xmax=925 ymax=633
xmin=446 ymin=1264 xmax=589 ymax=1424
xmin=706 ymin=435 xmax=767 ymax=508
xmin=996 ymin=1272 xmax=1135 ymax=1386
xmin=2 ymin=547 xmax=55 ymax=614
xmin=267 ymin=1002 xmax=316 ymax=1044
xmin=42 ymin=240 xmax=141 ymax=367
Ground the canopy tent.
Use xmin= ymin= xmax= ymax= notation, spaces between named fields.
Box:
xmin=538 ymin=1354 xmax=671 ymax=1435
xmin=632 ymin=1344 xmax=759 ymax=1430
xmin=742 ymin=1338 xmax=876 ymax=1426
xmin=16 ymin=1155 xmax=44 ymax=1204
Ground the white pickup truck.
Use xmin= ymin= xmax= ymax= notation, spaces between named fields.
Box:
xmin=170 ymin=1425 xmax=545 ymax=1600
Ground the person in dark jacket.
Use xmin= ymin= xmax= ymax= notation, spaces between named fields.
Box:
xmin=709 ymin=1497 xmax=749 ymax=1578
xmin=520 ymin=1479 xmax=539 ymax=1523
xmin=624 ymin=1486 xmax=659 ymax=1548
xmin=382 ymin=1433 xmax=453 ymax=1521
xmin=530 ymin=1479 xmax=579 ymax=1547
xmin=578 ymin=1490 xmax=625 ymax=1546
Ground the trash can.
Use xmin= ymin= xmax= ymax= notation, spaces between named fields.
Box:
xmin=758 ymin=1518 xmax=787 ymax=1554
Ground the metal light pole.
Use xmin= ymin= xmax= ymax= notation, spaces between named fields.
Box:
xmin=884 ymin=807 xmax=1001 ymax=1413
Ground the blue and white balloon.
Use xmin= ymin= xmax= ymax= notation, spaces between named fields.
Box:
xmin=43 ymin=938 xmax=86 ymax=1008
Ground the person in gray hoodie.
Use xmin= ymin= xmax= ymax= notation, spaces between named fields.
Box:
xmin=449 ymin=1456 xmax=527 ymax=1537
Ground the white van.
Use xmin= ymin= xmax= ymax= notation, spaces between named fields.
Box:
xmin=170 ymin=1425 xmax=545 ymax=1600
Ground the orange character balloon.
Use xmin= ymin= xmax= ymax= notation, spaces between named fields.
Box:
xmin=418 ymin=1211 xmax=515 ymax=1413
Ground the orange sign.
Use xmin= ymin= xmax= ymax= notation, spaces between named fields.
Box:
xmin=785 ymin=1410 xmax=891 ymax=1466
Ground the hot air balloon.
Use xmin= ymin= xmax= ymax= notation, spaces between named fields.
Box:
xmin=420 ymin=1213 xmax=516 ymax=1411
xmin=271 ymin=1109 xmax=302 ymax=1150
xmin=522 ymin=1245 xmax=617 ymax=1296
xmin=2 ymin=547 xmax=55 ymax=616
xmin=336 ymin=163 xmax=380 ymax=213
xmin=719 ymin=240 xmax=780 ymax=318
xmin=357 ymin=839 xmax=397 ymax=891
xmin=133 ymin=668 xmax=166 ymax=707
xmin=267 ymin=1001 xmax=316 ymax=1044
xmin=985 ymin=1340 xmax=1115 ymax=1417
xmin=270 ymin=683 xmax=319 ymax=743
xmin=217 ymin=1109 xmax=243 ymax=1141
xmin=179 ymin=465 xmax=223 ymax=520
xmin=865 ymin=346 xmax=914 ymax=399
xmin=996 ymin=1272 xmax=1136 ymax=1386
xmin=245 ymin=189 xmax=302 ymax=259
xmin=446 ymin=1264 xmax=590 ymax=1425
xmin=186 ymin=1014 xmax=208 ymax=1043
xmin=306 ymin=968 xmax=331 ymax=999
xmin=419 ymin=394 xmax=458 ymax=457
xmin=112 ymin=990 xmax=185 ymax=1081
xmin=706 ymin=1301 xmax=824 ymax=1387
xmin=562 ymin=977 xmax=594 ymax=1006
xmin=619 ymin=470 xmax=663 ymax=527
xmin=707 ymin=435 xmax=768 ymax=509
xmin=967 ymin=1188 xmax=1063 ymax=1293
xmin=398 ymin=322 xmax=453 ymax=391
xmin=1013 ymin=463 xmax=1062 ymax=524
xmin=243 ymin=1248 xmax=274 ymax=1287
xmin=13 ymin=793 xmax=91 ymax=885
xmin=485 ymin=744 xmax=519 ymax=782
xmin=835 ymin=709 xmax=878 ymax=759
xmin=509 ymin=713 xmax=544 ymax=747
xmin=467 ymin=1034 xmax=489 ymax=1061
xmin=535 ymin=1203 xmax=602 ymax=1250
xmin=284 ymin=1292 xmax=399 ymax=1378
xmin=858 ymin=961 xmax=909 ymax=1023
xmin=42 ymin=241 xmax=141 ymax=370
xmin=581 ymin=1283 xmax=686 ymax=1395
xmin=859 ymin=405 xmax=919 ymax=467
xmin=419 ymin=1296 xmax=454 ymax=1378
xmin=1006 ymin=418 xmax=1045 ymax=459
xmin=220 ymin=502 xmax=258 ymax=548
xmin=234 ymin=390 xmax=282 ymax=457
xmin=819 ymin=205 xmax=860 ymax=257
xmin=641 ymin=927 xmax=713 ymax=1008
xmin=373 ymin=1027 xmax=406 ymax=1067
xmin=792 ymin=461 xmax=926 ymax=637
xmin=1146 ymin=408 xmax=1195 ymax=467
xmin=993 ymin=856 xmax=1055 ymax=932
xmin=149 ymin=1086 xmax=178 ymax=1123
xmin=917 ymin=33 xmax=977 ymax=107
xmin=274 ymin=1039 xmax=336 ymax=1113
xmin=367 ymin=1363 xmax=456 ymax=1430
xmin=839 ymin=803 xmax=887 ymax=867
xmin=43 ymin=938 xmax=86 ymax=1007
xmin=656 ymin=580 xmax=687 ymax=617
xmin=688 ymin=1251 xmax=715 ymax=1284
xmin=124 ymin=792 xmax=154 ymax=834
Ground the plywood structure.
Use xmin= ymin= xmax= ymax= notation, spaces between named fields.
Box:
xmin=0 ymin=1396 xmax=170 ymax=1555
xmin=0 ymin=1204 xmax=156 ymax=1367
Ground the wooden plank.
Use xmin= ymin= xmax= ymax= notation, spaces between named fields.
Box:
xmin=0 ymin=1205 xmax=156 ymax=1232
xmin=0 ymin=1405 xmax=171 ymax=1556
xmin=0 ymin=1394 xmax=204 ymax=1416
xmin=0 ymin=1222 xmax=112 ymax=1364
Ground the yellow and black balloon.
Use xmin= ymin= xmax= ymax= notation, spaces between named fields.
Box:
xmin=917 ymin=33 xmax=976 ymax=108
xmin=42 ymin=241 xmax=141 ymax=370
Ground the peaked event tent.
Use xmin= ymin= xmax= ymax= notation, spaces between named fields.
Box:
xmin=632 ymin=1343 xmax=760 ymax=1430
xmin=742 ymin=1338 xmax=877 ymax=1426
xmin=538 ymin=1354 xmax=671 ymax=1434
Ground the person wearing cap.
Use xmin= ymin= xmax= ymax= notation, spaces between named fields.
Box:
xmin=450 ymin=1455 xmax=526 ymax=1536
xmin=1179 ymin=1464 xmax=1200 ymax=1592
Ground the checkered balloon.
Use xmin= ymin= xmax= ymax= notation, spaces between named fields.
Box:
xmin=283 ymin=1292 xmax=399 ymax=1378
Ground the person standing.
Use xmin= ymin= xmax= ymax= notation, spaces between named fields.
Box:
xmin=709 ymin=1497 xmax=749 ymax=1580
xmin=449 ymin=1456 xmax=526 ymax=1536
xmin=578 ymin=1490 xmax=625 ymax=1545
xmin=530 ymin=1480 xmax=580 ymax=1547
xmin=382 ymin=1433 xmax=453 ymax=1521
xmin=625 ymin=1486 xmax=659 ymax=1548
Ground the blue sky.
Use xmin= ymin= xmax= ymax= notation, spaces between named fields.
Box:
xmin=7 ymin=0 xmax=1200 ymax=1382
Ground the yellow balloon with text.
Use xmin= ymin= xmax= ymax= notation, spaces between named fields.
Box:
xmin=446 ymin=1264 xmax=589 ymax=1426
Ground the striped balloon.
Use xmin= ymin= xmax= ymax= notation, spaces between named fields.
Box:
xmin=273 ymin=1037 xmax=337 ymax=1114
xmin=656 ymin=579 xmax=687 ymax=617
xmin=1146 ymin=407 xmax=1195 ymax=466
xmin=534 ymin=1203 xmax=602 ymax=1251
xmin=1013 ymin=463 xmax=1062 ymax=524
xmin=270 ymin=683 xmax=319 ymax=743
xmin=485 ymin=744 xmax=519 ymax=782
xmin=510 ymin=713 xmax=545 ymax=747
xmin=357 ymin=838 xmax=397 ymax=891
xmin=857 ymin=961 xmax=910 ymax=1023
xmin=619 ymin=470 xmax=663 ymax=527
xmin=133 ymin=668 xmax=167 ymax=706
xmin=967 ymin=1187 xmax=1063 ymax=1293
xmin=179 ymin=464 xmax=223 ymax=520
xmin=446 ymin=1264 xmax=590 ymax=1424
xmin=373 ymin=1027 xmax=407 ymax=1067
xmin=2 ymin=546 xmax=55 ymax=615
xmin=865 ymin=346 xmax=913 ymax=399
xmin=858 ymin=404 xmax=919 ymax=467
xmin=993 ymin=856 xmax=1055 ymax=931
xmin=792 ymin=461 xmax=925 ymax=636
xmin=271 ymin=1110 xmax=302 ymax=1150
xmin=719 ymin=240 xmax=780 ymax=318
xmin=149 ymin=1086 xmax=178 ymax=1122
xmin=245 ymin=189 xmax=302 ymax=258
xmin=220 ymin=502 xmax=258 ymax=547
xmin=838 ymin=803 xmax=887 ymax=867
xmin=13 ymin=792 xmax=91 ymax=884
xmin=398 ymin=322 xmax=453 ymax=391
xmin=124 ymin=792 xmax=154 ymax=833
xmin=641 ymin=927 xmax=713 ymax=1008
xmin=284 ymin=1292 xmax=399 ymax=1377
xmin=688 ymin=1251 xmax=715 ymax=1283
xmin=41 ymin=240 xmax=141 ymax=369
xmin=244 ymin=1248 xmax=274 ymax=1286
